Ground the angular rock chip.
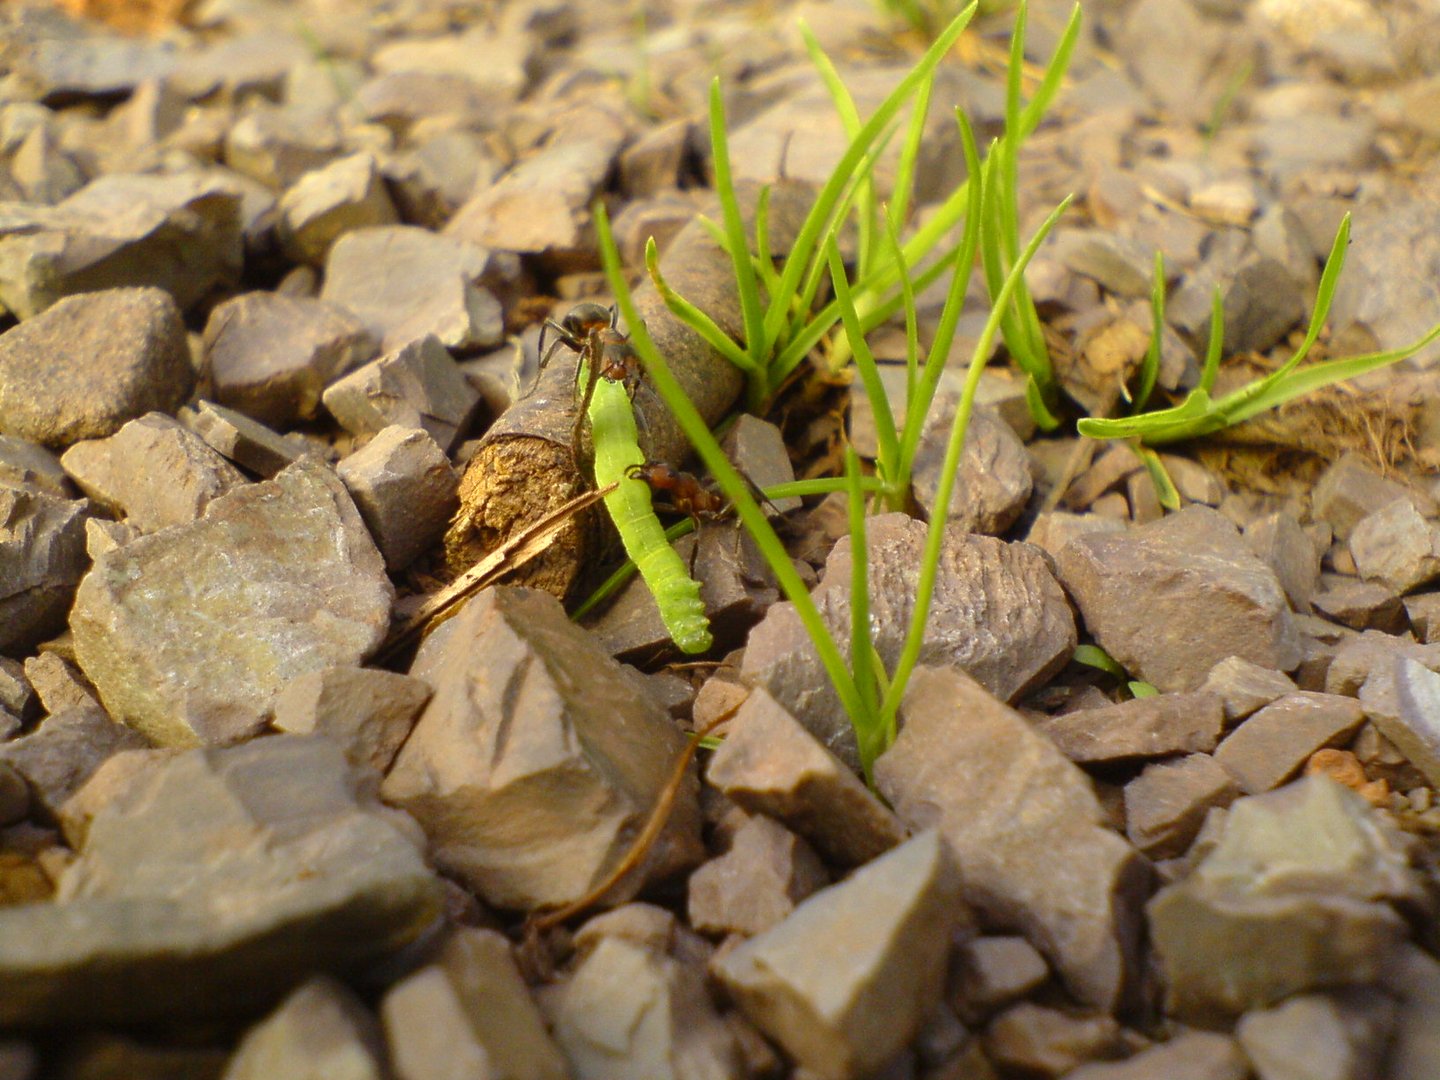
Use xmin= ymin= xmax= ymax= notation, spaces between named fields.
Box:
xmin=1055 ymin=506 xmax=1302 ymax=692
xmin=336 ymin=426 xmax=460 ymax=572
xmin=0 ymin=736 xmax=442 ymax=1025
xmin=1037 ymin=691 xmax=1224 ymax=764
xmin=913 ymin=403 xmax=1033 ymax=536
xmin=549 ymin=935 xmax=742 ymax=1080
xmin=224 ymin=976 xmax=388 ymax=1080
xmin=951 ymin=935 xmax=1051 ymax=1024
xmin=182 ymin=401 xmax=316 ymax=479
xmin=71 ymin=458 xmax=393 ymax=747
xmin=0 ymin=287 xmax=192 ymax=448
xmin=1235 ymin=989 xmax=1395 ymax=1080
xmin=687 ymin=814 xmax=829 ymax=936
xmin=0 ymin=704 xmax=148 ymax=818
xmin=705 ymin=687 xmax=906 ymax=868
xmin=382 ymin=586 xmax=703 ymax=911
xmin=1124 ymin=754 xmax=1240 ymax=860
xmin=381 ymin=928 xmax=567 ymax=1080
xmin=1326 ymin=631 xmax=1440 ymax=697
xmin=876 ymin=667 xmax=1148 ymax=1013
xmin=60 ymin=413 xmax=247 ymax=533
xmin=271 ymin=666 xmax=430 ymax=775
xmin=0 ymin=174 xmax=242 ymax=320
xmin=18 ymin=35 xmax=178 ymax=104
xmin=1245 ymin=510 xmax=1320 ymax=613
xmin=1311 ymin=453 xmax=1419 ymax=543
xmin=1312 ymin=575 xmax=1406 ymax=633
xmin=713 ymin=829 xmax=962 ymax=1080
xmin=1349 ymin=499 xmax=1440 ymax=595
xmin=1064 ymin=1031 xmax=1249 ymax=1080
xmin=1213 ymin=692 xmax=1366 ymax=794
xmin=1365 ymin=656 xmax=1440 ymax=788
xmin=743 ymin=514 xmax=1075 ymax=769
xmin=0 ymin=435 xmax=70 ymax=497
xmin=322 ymin=335 xmax=480 ymax=454
xmin=984 ymin=1002 xmax=1126 ymax=1077
xmin=1384 ymin=945 xmax=1440 ymax=1080
xmin=1149 ymin=776 xmax=1421 ymax=1024
xmin=203 ymin=292 xmax=376 ymax=428
xmin=321 ymin=226 xmax=505 ymax=353
xmin=1198 ymin=656 xmax=1298 ymax=723
xmin=277 ymin=153 xmax=399 ymax=266
xmin=0 ymin=485 xmax=89 ymax=656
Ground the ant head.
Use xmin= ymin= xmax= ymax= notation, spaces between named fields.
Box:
xmin=563 ymin=301 xmax=615 ymax=338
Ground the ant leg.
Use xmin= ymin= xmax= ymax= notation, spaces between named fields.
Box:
xmin=570 ymin=349 xmax=603 ymax=464
xmin=687 ymin=512 xmax=704 ymax=579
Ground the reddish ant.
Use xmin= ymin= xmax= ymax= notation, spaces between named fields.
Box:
xmin=538 ymin=301 xmax=644 ymax=461
xmin=625 ymin=459 xmax=788 ymax=576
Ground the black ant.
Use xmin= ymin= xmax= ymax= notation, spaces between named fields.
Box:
xmin=538 ymin=301 xmax=644 ymax=461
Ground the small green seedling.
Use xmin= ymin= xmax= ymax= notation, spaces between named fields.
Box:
xmin=1072 ymin=644 xmax=1159 ymax=699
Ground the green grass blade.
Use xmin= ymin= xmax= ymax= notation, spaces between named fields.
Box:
xmin=883 ymin=210 xmax=920 ymax=406
xmin=844 ymin=446 xmax=882 ymax=780
xmin=709 ymin=78 xmax=768 ymax=372
xmin=889 ymin=68 xmax=934 ymax=232
xmin=830 ymin=239 xmax=900 ymax=481
xmin=1017 ymin=2 xmax=1082 ymax=140
xmin=645 ymin=237 xmax=760 ymax=376
xmin=1134 ymin=250 xmax=1164 ymax=413
xmin=753 ymin=184 xmax=781 ymax=299
xmin=1199 ymin=285 xmax=1224 ymax=394
xmin=1134 ymin=442 xmax=1180 ymax=510
xmin=1076 ymin=388 xmax=1221 ymax=443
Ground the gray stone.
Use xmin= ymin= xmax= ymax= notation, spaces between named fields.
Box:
xmin=0 ymin=763 xmax=28 ymax=826
xmin=705 ymin=687 xmax=906 ymax=868
xmin=60 ymin=413 xmax=247 ymax=533
xmin=22 ymin=653 xmax=95 ymax=714
xmin=1350 ymin=499 xmax=1440 ymax=594
xmin=1023 ymin=512 xmax=1126 ymax=560
xmin=0 ymin=736 xmax=442 ymax=1025
xmin=382 ymin=586 xmax=703 ymax=911
xmin=1236 ymin=989 xmax=1394 ymax=1080
xmin=203 ymin=292 xmax=376 ymax=428
xmin=1384 ymin=945 xmax=1440 ymax=1080
xmin=0 ymin=486 xmax=89 ymax=656
xmin=0 ymin=287 xmax=192 ymax=448
xmin=743 ymin=514 xmax=1075 ymax=770
xmin=383 ymin=129 xmax=501 ymax=230
xmin=1312 ymin=454 xmax=1419 ymax=543
xmin=0 ymin=435 xmax=69 ymax=498
xmin=1065 ymin=1032 xmax=1249 ymax=1080
xmin=322 ymin=226 xmax=505 ymax=354
xmin=1327 ymin=631 xmax=1440 ymax=696
xmin=1213 ymin=692 xmax=1367 ymax=794
xmin=687 ymin=814 xmax=829 ymax=936
xmin=182 ymin=401 xmax=317 ymax=479
xmin=0 ymin=174 xmax=243 ymax=320
xmin=1365 ymin=657 xmax=1440 ymax=788
xmin=1330 ymin=197 xmax=1440 ymax=370
xmin=877 ymin=667 xmax=1149 ymax=1013
xmin=16 ymin=35 xmax=177 ymax=104
xmin=278 ymin=153 xmax=400 ymax=266
xmin=950 ymin=936 xmax=1050 ymax=1024
xmin=71 ymin=458 xmax=393 ymax=747
xmin=1125 ymin=753 xmax=1241 ymax=859
xmin=1245 ymin=511 xmax=1321 ymax=613
xmin=223 ymin=104 xmax=345 ymax=190
xmin=271 ymin=666 xmax=430 ymax=775
xmin=9 ymin=123 xmax=82 ymax=207
xmin=0 ymin=658 xmax=35 ymax=724
xmin=619 ymin=119 xmax=691 ymax=198
xmin=1053 ymin=229 xmax=1155 ymax=298
xmin=1403 ymin=592 xmax=1440 ymax=643
xmin=223 ymin=976 xmax=388 ymax=1080
xmin=1148 ymin=776 xmax=1420 ymax=1024
xmin=356 ymin=70 xmax=502 ymax=133
xmin=1220 ymin=256 xmax=1306 ymax=356
xmin=169 ymin=30 xmax=312 ymax=102
xmin=549 ymin=935 xmax=742 ymax=1080
xmin=1038 ymin=692 xmax=1225 ymax=764
xmin=1054 ymin=505 xmax=1302 ymax=692
xmin=323 ymin=336 xmax=480 ymax=454
xmin=1198 ymin=656 xmax=1298 ymax=723
xmin=336 ymin=426 xmax=459 ymax=572
xmin=984 ymin=1002 xmax=1126 ymax=1078
xmin=1313 ymin=575 xmax=1406 ymax=633
xmin=713 ymin=830 xmax=961 ymax=1080
xmin=720 ymin=414 xmax=801 ymax=515
xmin=381 ymin=928 xmax=568 ymax=1080
xmin=912 ymin=403 xmax=1032 ymax=536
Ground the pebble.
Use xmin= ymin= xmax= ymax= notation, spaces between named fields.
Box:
xmin=0 ymin=484 xmax=90 ymax=657
xmin=222 ymin=976 xmax=388 ymax=1080
xmin=270 ymin=666 xmax=431 ymax=776
xmin=1124 ymin=753 xmax=1241 ymax=859
xmin=335 ymin=425 xmax=459 ymax=572
xmin=1038 ymin=691 xmax=1225 ymax=764
xmin=687 ymin=813 xmax=829 ymax=936
xmin=277 ymin=152 xmax=400 ymax=266
xmin=1213 ymin=691 xmax=1367 ymax=794
xmin=322 ymin=335 xmax=481 ymax=454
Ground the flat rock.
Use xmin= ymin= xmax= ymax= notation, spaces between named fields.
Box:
xmin=1326 ymin=631 xmax=1440 ymax=696
xmin=23 ymin=653 xmax=95 ymax=715
xmin=0 ymin=435 xmax=70 ymax=498
xmin=1364 ymin=656 xmax=1440 ymax=788
xmin=0 ymin=173 xmax=243 ymax=320
xmin=1124 ymin=753 xmax=1241 ymax=859
xmin=0 ymin=736 xmax=442 ymax=1025
xmin=60 ymin=413 xmax=247 ymax=533
xmin=1038 ymin=691 xmax=1225 ymax=764
xmin=321 ymin=226 xmax=505 ymax=354
xmin=323 ymin=335 xmax=480 ymax=454
xmin=1311 ymin=453 xmax=1419 ymax=543
xmin=0 ymin=287 xmax=192 ymax=448
xmin=71 ymin=458 xmax=393 ymax=747
xmin=1024 ymin=511 xmax=1127 ymax=560
xmin=1236 ymin=989 xmax=1395 ymax=1080
xmin=1065 ymin=1031 xmax=1249 ymax=1080
xmin=705 ymin=686 xmax=906 ymax=868
xmin=271 ymin=666 xmax=431 ymax=775
xmin=984 ymin=1002 xmax=1126 ymax=1077
xmin=16 ymin=35 xmax=178 ymax=105
xmin=223 ymin=976 xmax=388 ymax=1080
xmin=742 ymin=514 xmax=1075 ymax=770
xmin=168 ymin=30 xmax=313 ymax=101
xmin=336 ymin=425 xmax=459 ymax=572
xmin=951 ymin=935 xmax=1051 ymax=1024
xmin=1313 ymin=575 xmax=1406 ymax=633
xmin=1403 ymin=592 xmax=1440 ymax=643
xmin=381 ymin=928 xmax=568 ymax=1080
xmin=203 ymin=292 xmax=376 ymax=428
xmin=876 ymin=667 xmax=1149 ymax=1013
xmin=1349 ymin=499 xmax=1440 ymax=594
xmin=223 ymin=104 xmax=345 ymax=190
xmin=382 ymin=586 xmax=703 ymax=911
xmin=1213 ymin=692 xmax=1367 ymax=794
xmin=712 ymin=829 xmax=961 ymax=1080
xmin=687 ymin=814 xmax=829 ymax=936
xmin=720 ymin=414 xmax=801 ymax=515
xmin=911 ymin=402 xmax=1032 ymax=536
xmin=1245 ymin=511 xmax=1321 ymax=613
xmin=0 ymin=485 xmax=89 ymax=656
xmin=1053 ymin=229 xmax=1155 ymax=298
xmin=1384 ymin=945 xmax=1440 ymax=1080
xmin=1054 ymin=505 xmax=1303 ymax=692
xmin=0 ymin=704 xmax=147 ymax=818
xmin=277 ymin=153 xmax=399 ymax=266
xmin=1198 ymin=656 xmax=1298 ymax=723
xmin=182 ymin=401 xmax=316 ymax=479
xmin=1148 ymin=776 xmax=1420 ymax=1024
xmin=548 ymin=935 xmax=742 ymax=1080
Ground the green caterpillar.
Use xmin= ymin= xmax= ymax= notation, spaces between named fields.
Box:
xmin=587 ymin=373 xmax=713 ymax=654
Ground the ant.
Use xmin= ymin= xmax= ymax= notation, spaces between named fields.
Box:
xmin=625 ymin=459 xmax=787 ymax=576
xmin=538 ymin=301 xmax=644 ymax=461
